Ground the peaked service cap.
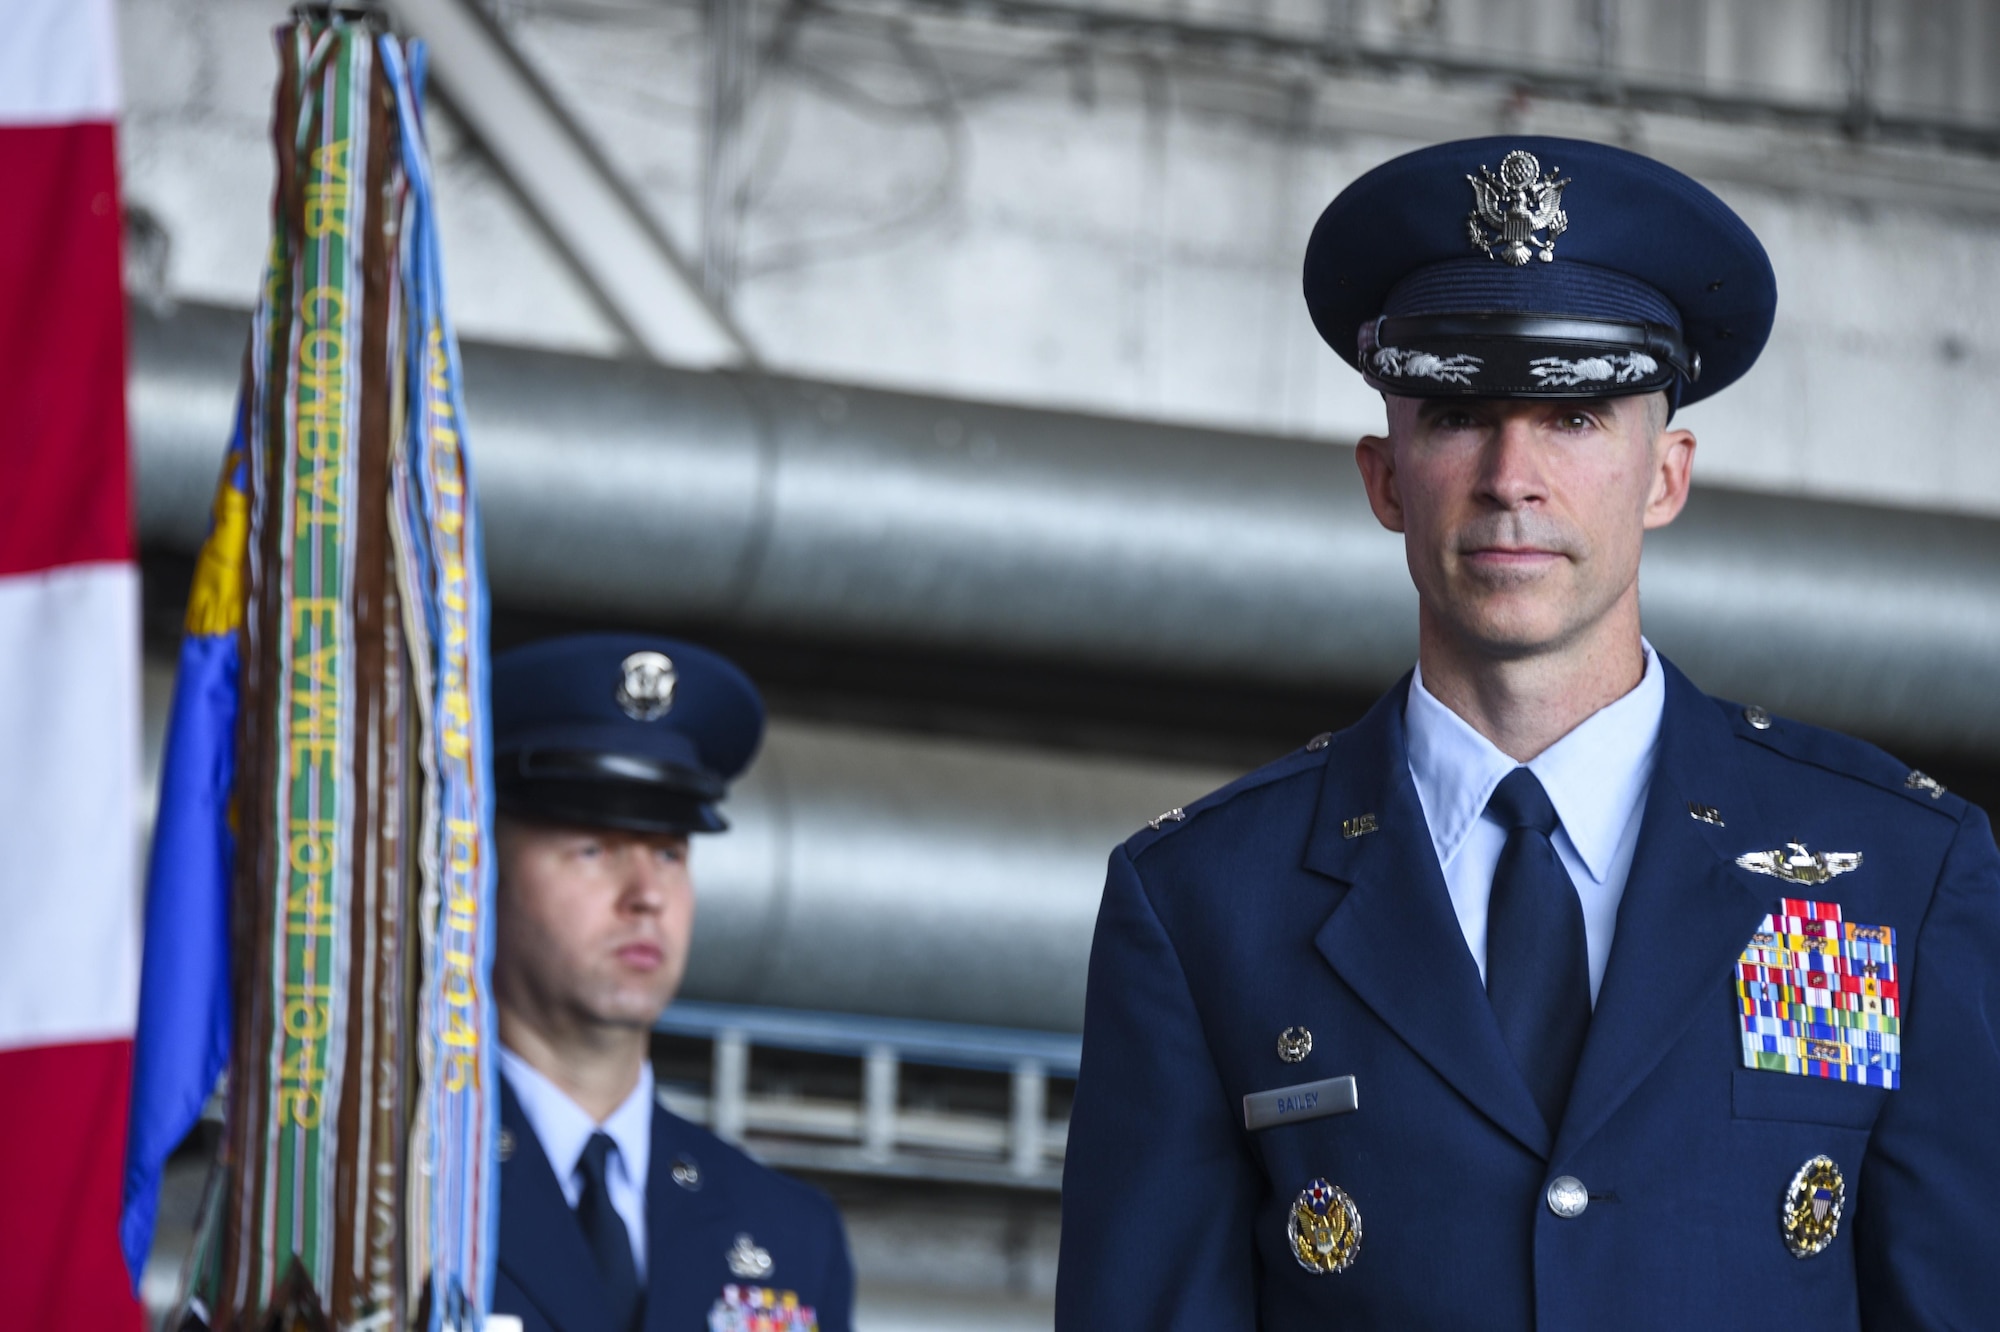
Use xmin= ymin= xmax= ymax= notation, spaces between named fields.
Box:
xmin=1304 ymin=136 xmax=1776 ymax=409
xmin=492 ymin=633 xmax=764 ymax=835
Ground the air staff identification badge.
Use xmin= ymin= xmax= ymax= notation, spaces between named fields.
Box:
xmin=1287 ymin=1178 xmax=1362 ymax=1274
xmin=1734 ymin=897 xmax=1900 ymax=1088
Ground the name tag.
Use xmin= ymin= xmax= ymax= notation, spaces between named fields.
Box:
xmin=1242 ymin=1075 xmax=1358 ymax=1132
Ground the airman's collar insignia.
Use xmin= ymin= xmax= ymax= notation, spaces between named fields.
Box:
xmin=1736 ymin=841 xmax=1862 ymax=885
xmin=1466 ymin=150 xmax=1571 ymax=266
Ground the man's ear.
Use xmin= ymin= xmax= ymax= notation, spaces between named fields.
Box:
xmin=1642 ymin=425 xmax=1697 ymax=531
xmin=1354 ymin=432 xmax=1406 ymax=534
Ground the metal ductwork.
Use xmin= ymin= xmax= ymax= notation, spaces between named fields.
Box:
xmin=134 ymin=301 xmax=2000 ymax=759
xmin=684 ymin=720 xmax=1221 ymax=1031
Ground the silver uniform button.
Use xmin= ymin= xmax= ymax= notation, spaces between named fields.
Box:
xmin=1546 ymin=1176 xmax=1589 ymax=1218
xmin=1743 ymin=704 xmax=1773 ymax=730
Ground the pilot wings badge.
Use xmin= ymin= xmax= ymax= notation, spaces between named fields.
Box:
xmin=1736 ymin=841 xmax=1863 ymax=886
xmin=1466 ymin=150 xmax=1571 ymax=266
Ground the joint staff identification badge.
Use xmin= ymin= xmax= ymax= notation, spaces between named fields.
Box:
xmin=1734 ymin=897 xmax=1900 ymax=1088
xmin=1781 ymin=1155 xmax=1846 ymax=1258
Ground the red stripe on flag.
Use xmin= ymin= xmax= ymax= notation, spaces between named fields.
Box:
xmin=0 ymin=121 xmax=132 ymax=576
xmin=0 ymin=1040 xmax=145 ymax=1328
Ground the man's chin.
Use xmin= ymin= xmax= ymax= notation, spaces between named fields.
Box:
xmin=582 ymin=989 xmax=677 ymax=1031
xmin=1438 ymin=602 xmax=1579 ymax=659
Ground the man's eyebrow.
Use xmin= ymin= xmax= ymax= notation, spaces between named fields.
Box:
xmin=1414 ymin=398 xmax=1487 ymax=421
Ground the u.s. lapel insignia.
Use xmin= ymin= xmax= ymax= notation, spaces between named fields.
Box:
xmin=1781 ymin=1155 xmax=1845 ymax=1257
xmin=1735 ymin=897 xmax=1900 ymax=1088
xmin=1735 ymin=841 xmax=1861 ymax=885
xmin=727 ymin=1232 xmax=774 ymax=1279
xmin=1287 ymin=1178 xmax=1361 ymax=1274
xmin=496 ymin=1129 xmax=515 ymax=1163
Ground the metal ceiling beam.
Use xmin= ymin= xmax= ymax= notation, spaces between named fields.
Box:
xmin=133 ymin=302 xmax=2000 ymax=758
xmin=386 ymin=0 xmax=755 ymax=368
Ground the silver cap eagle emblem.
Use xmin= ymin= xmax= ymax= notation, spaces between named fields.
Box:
xmin=1467 ymin=150 xmax=1571 ymax=266
xmin=615 ymin=650 xmax=677 ymax=720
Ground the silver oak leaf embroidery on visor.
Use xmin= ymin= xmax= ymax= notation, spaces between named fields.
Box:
xmin=1527 ymin=351 xmax=1659 ymax=388
xmin=1370 ymin=346 xmax=1483 ymax=384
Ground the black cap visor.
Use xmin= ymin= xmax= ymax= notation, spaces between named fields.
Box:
xmin=497 ymin=746 xmax=730 ymax=835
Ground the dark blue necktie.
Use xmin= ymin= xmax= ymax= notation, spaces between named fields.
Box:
xmin=576 ymin=1131 xmax=642 ymax=1332
xmin=1484 ymin=767 xmax=1592 ymax=1130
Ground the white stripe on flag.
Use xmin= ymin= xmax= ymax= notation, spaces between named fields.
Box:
xmin=0 ymin=562 xmax=140 ymax=1052
xmin=0 ymin=0 xmax=120 ymax=125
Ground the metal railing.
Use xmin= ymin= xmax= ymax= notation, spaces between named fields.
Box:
xmin=654 ymin=1000 xmax=1082 ymax=1189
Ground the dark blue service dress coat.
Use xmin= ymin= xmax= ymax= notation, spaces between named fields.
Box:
xmin=495 ymin=1080 xmax=854 ymax=1332
xmin=1056 ymin=659 xmax=2000 ymax=1330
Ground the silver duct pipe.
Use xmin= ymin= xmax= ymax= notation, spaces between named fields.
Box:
xmin=133 ymin=303 xmax=2000 ymax=754
xmin=685 ymin=721 xmax=1223 ymax=1031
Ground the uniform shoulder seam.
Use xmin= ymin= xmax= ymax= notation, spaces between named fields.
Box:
xmin=1721 ymin=698 xmax=1966 ymax=820
xmin=1124 ymin=740 xmax=1329 ymax=853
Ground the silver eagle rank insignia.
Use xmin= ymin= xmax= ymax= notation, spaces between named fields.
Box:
xmin=1466 ymin=150 xmax=1571 ymax=266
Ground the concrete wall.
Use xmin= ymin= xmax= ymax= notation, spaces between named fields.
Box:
xmin=120 ymin=0 xmax=2000 ymax=520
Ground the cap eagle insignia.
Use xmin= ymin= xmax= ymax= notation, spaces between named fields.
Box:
xmin=615 ymin=650 xmax=678 ymax=720
xmin=1735 ymin=841 xmax=1863 ymax=886
xmin=1466 ymin=150 xmax=1570 ymax=266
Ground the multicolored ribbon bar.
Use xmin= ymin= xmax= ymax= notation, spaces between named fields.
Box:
xmin=1735 ymin=897 xmax=1901 ymax=1089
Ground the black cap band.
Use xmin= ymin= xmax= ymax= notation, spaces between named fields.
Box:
xmin=1359 ymin=312 xmax=1699 ymax=400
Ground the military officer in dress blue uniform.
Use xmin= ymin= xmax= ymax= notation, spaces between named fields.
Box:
xmin=1056 ymin=137 xmax=2000 ymax=1330
xmin=488 ymin=634 xmax=852 ymax=1332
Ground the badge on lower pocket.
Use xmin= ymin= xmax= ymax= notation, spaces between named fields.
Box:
xmin=1734 ymin=897 xmax=1900 ymax=1089
xmin=1287 ymin=1177 xmax=1361 ymax=1274
xmin=1780 ymin=1155 xmax=1845 ymax=1258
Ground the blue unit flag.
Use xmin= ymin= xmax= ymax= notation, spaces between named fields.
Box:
xmin=119 ymin=426 xmax=249 ymax=1285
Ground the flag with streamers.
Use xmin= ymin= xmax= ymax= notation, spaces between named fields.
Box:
xmin=122 ymin=12 xmax=496 ymax=1329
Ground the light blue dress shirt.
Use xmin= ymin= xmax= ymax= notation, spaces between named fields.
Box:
xmin=1404 ymin=643 xmax=1665 ymax=1004
xmin=499 ymin=1045 xmax=654 ymax=1275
